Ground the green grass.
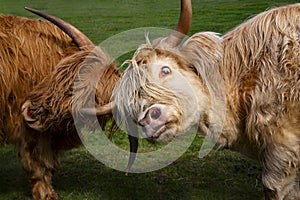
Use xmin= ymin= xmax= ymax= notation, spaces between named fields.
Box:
xmin=0 ymin=138 xmax=263 ymax=200
xmin=0 ymin=0 xmax=298 ymax=199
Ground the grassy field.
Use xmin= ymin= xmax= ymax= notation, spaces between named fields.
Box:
xmin=0 ymin=0 xmax=298 ymax=199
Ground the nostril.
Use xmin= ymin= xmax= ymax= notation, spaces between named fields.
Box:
xmin=149 ymin=107 xmax=161 ymax=120
xmin=138 ymin=107 xmax=162 ymax=127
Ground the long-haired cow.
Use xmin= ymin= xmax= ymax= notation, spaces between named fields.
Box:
xmin=114 ymin=1 xmax=300 ymax=199
xmin=1 ymin=8 xmax=118 ymax=199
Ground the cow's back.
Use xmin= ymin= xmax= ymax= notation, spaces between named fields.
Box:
xmin=218 ymin=4 xmax=300 ymax=163
xmin=0 ymin=14 xmax=78 ymax=144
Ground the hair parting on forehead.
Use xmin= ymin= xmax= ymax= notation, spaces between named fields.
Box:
xmin=114 ymin=68 xmax=180 ymax=122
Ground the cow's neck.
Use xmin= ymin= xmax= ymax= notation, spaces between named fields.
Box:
xmin=216 ymin=59 xmax=259 ymax=159
xmin=196 ymin=56 xmax=259 ymax=159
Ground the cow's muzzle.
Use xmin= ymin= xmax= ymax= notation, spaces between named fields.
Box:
xmin=138 ymin=105 xmax=168 ymax=138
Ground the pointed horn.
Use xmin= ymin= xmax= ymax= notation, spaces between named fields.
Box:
xmin=81 ymin=102 xmax=114 ymax=115
xmin=164 ymin=0 xmax=192 ymax=46
xmin=125 ymin=117 xmax=139 ymax=176
xmin=24 ymin=7 xmax=94 ymax=48
xmin=125 ymin=135 xmax=138 ymax=176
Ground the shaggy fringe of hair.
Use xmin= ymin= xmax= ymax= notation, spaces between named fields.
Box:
xmin=113 ymin=37 xmax=189 ymax=124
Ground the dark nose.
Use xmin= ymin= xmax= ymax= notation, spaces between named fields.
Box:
xmin=139 ymin=107 xmax=162 ymax=126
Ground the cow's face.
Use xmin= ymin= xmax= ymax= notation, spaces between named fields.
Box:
xmin=115 ymin=47 xmax=209 ymax=142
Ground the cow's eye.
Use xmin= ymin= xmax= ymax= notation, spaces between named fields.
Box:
xmin=160 ymin=66 xmax=171 ymax=78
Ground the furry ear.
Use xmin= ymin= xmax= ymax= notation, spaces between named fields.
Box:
xmin=181 ymin=32 xmax=225 ymax=102
xmin=181 ymin=32 xmax=222 ymax=76
xmin=21 ymin=100 xmax=45 ymax=132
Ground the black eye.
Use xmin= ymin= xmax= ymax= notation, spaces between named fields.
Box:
xmin=160 ymin=66 xmax=171 ymax=77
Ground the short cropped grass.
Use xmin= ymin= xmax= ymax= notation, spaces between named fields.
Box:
xmin=0 ymin=0 xmax=298 ymax=199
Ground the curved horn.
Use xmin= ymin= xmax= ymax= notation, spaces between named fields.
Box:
xmin=164 ymin=0 xmax=192 ymax=46
xmin=81 ymin=102 xmax=114 ymax=115
xmin=21 ymin=100 xmax=45 ymax=131
xmin=24 ymin=7 xmax=94 ymax=48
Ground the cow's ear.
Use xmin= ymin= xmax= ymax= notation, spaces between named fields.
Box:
xmin=21 ymin=100 xmax=44 ymax=132
xmin=181 ymin=32 xmax=222 ymax=75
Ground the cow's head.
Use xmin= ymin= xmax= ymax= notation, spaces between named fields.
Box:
xmin=114 ymin=0 xmax=196 ymax=142
xmin=114 ymin=0 xmax=224 ymax=144
xmin=21 ymin=8 xmax=117 ymax=132
xmin=114 ymin=45 xmax=206 ymax=142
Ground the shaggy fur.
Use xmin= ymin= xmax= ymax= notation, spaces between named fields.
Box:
xmin=0 ymin=14 xmax=77 ymax=144
xmin=0 ymin=14 xmax=119 ymax=199
xmin=114 ymin=4 xmax=300 ymax=200
xmin=20 ymin=47 xmax=119 ymax=200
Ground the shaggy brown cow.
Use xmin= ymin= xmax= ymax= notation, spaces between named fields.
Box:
xmin=1 ymin=8 xmax=118 ymax=199
xmin=114 ymin=1 xmax=300 ymax=199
